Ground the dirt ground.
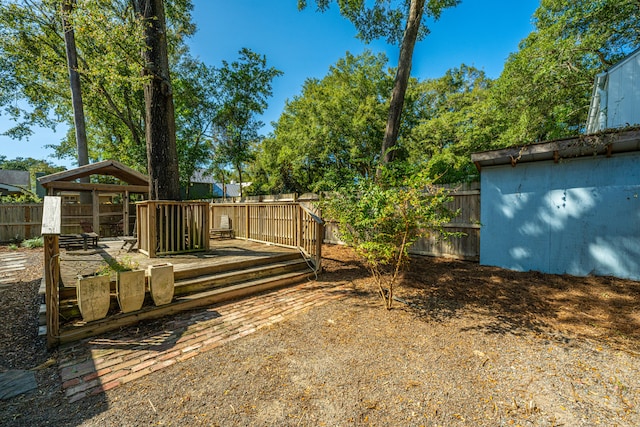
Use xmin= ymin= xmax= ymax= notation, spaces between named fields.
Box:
xmin=0 ymin=244 xmax=639 ymax=426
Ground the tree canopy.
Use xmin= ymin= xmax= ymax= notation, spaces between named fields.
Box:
xmin=210 ymin=48 xmax=283 ymax=197
xmin=2 ymin=0 xmax=639 ymax=195
xmin=254 ymin=51 xmax=398 ymax=193
xmin=299 ymin=0 xmax=459 ymax=167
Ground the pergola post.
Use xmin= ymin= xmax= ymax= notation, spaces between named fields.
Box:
xmin=124 ymin=190 xmax=130 ymax=236
xmin=92 ymin=189 xmax=100 ymax=236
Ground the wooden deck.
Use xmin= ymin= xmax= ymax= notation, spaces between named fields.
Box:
xmin=59 ymin=238 xmax=296 ymax=287
xmin=46 ymin=238 xmax=314 ymax=344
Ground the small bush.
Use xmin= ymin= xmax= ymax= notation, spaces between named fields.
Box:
xmin=321 ymin=164 xmax=459 ymax=309
xmin=21 ymin=236 xmax=44 ymax=248
xmin=94 ymin=255 xmax=140 ymax=276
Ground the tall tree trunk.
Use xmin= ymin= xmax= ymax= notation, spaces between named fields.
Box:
xmin=379 ymin=0 xmax=425 ymax=167
xmin=134 ymin=0 xmax=180 ymax=201
xmin=61 ymin=0 xmax=91 ymax=203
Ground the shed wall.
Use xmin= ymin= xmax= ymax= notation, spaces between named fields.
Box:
xmin=480 ymin=152 xmax=640 ymax=280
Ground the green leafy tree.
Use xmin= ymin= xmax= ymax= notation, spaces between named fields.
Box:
xmin=299 ymin=0 xmax=459 ymax=167
xmin=405 ymin=64 xmax=493 ymax=182
xmin=212 ymin=48 xmax=282 ymax=197
xmin=173 ymin=56 xmax=219 ymax=190
xmin=488 ymin=0 xmax=640 ymax=147
xmin=257 ymin=50 xmax=420 ymax=193
xmin=0 ymin=0 xmax=195 ymax=174
xmin=321 ymin=163 xmax=457 ymax=309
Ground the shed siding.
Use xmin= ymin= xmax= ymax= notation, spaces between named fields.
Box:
xmin=480 ymin=152 xmax=640 ymax=280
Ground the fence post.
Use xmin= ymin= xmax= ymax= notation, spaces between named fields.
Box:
xmin=41 ymin=196 xmax=61 ymax=349
xmin=315 ymin=220 xmax=323 ymax=271
xmin=245 ymin=204 xmax=250 ymax=240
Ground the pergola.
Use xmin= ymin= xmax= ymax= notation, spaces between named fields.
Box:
xmin=38 ymin=160 xmax=149 ymax=236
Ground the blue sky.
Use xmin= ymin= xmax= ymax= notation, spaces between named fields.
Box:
xmin=0 ymin=0 xmax=540 ymax=168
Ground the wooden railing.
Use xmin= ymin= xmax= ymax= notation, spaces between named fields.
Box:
xmin=137 ymin=201 xmax=209 ymax=257
xmin=210 ymin=202 xmax=324 ymax=271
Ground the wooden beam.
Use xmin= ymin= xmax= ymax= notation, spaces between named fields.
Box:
xmin=44 ymin=235 xmax=60 ymax=349
xmin=148 ymin=202 xmax=157 ymax=258
xmin=38 ymin=159 xmax=149 ymax=186
xmin=43 ymin=181 xmax=149 ymax=193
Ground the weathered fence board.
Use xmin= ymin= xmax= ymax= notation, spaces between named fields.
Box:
xmin=0 ymin=203 xmax=128 ymax=242
xmin=322 ymin=183 xmax=480 ymax=261
xmin=0 ymin=204 xmax=43 ymax=242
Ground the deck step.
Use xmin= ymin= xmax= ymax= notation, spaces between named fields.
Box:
xmin=174 ymin=259 xmax=309 ymax=296
xmin=57 ymin=270 xmax=313 ymax=344
xmin=172 ymin=252 xmax=302 ymax=281
xmin=54 ymin=253 xmax=314 ymax=322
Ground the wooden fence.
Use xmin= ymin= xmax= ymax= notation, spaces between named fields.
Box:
xmin=0 ymin=204 xmax=43 ymax=242
xmin=409 ymin=182 xmax=480 ymax=261
xmin=0 ymin=203 xmax=127 ymax=242
xmin=2 ymin=184 xmax=479 ymax=260
xmin=321 ymin=183 xmax=480 ymax=261
xmin=210 ymin=202 xmax=324 ymax=271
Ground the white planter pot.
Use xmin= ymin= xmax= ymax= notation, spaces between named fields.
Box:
xmin=147 ymin=263 xmax=174 ymax=306
xmin=77 ymin=275 xmax=110 ymax=322
xmin=116 ymin=269 xmax=146 ymax=313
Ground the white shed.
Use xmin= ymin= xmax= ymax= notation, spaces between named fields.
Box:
xmin=586 ymin=48 xmax=640 ymax=133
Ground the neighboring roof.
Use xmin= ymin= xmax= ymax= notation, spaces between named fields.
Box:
xmin=189 ymin=169 xmax=251 ymax=198
xmin=190 ymin=169 xmax=215 ymax=184
xmin=0 ymin=183 xmax=31 ymax=196
xmin=471 ymin=127 xmax=640 ymax=169
xmin=606 ymin=46 xmax=640 ymax=75
xmin=0 ymin=169 xmax=30 ymax=186
xmin=38 ymin=160 xmax=149 ymax=187
xmin=586 ymin=48 xmax=640 ymax=134
xmin=220 ymin=183 xmax=241 ymax=197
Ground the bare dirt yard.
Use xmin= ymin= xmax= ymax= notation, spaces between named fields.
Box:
xmin=1 ymin=244 xmax=639 ymax=426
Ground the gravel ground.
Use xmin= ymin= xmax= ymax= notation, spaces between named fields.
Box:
xmin=0 ymin=244 xmax=638 ymax=426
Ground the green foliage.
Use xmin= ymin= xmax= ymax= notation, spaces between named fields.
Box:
xmin=211 ymin=48 xmax=283 ymax=196
xmin=94 ymin=255 xmax=139 ymax=276
xmin=298 ymin=0 xmax=459 ymax=45
xmin=256 ymin=51 xmax=403 ymax=193
xmin=21 ymin=236 xmax=43 ymax=248
xmin=488 ymin=0 xmax=640 ymax=147
xmin=0 ymin=0 xmax=197 ymax=174
xmin=405 ymin=64 xmax=493 ymax=183
xmin=173 ymin=55 xmax=219 ymax=186
xmin=321 ymin=163 xmax=457 ymax=309
xmin=0 ymin=193 xmax=41 ymax=204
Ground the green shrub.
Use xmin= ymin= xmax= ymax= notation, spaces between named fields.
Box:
xmin=321 ymin=164 xmax=459 ymax=309
xmin=21 ymin=236 xmax=44 ymax=248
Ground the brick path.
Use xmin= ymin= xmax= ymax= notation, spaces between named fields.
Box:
xmin=57 ymin=280 xmax=349 ymax=403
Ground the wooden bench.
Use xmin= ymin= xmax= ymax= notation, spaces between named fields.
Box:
xmin=210 ymin=214 xmax=233 ymax=238
xmin=121 ymin=219 xmax=137 ymax=252
xmin=79 ymin=221 xmax=99 ymax=250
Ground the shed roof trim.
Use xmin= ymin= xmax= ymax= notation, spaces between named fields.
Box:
xmin=38 ymin=160 xmax=149 ymax=187
xmin=471 ymin=128 xmax=640 ymax=169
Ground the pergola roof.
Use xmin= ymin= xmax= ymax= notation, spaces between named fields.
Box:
xmin=471 ymin=127 xmax=640 ymax=170
xmin=38 ymin=160 xmax=149 ymax=193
